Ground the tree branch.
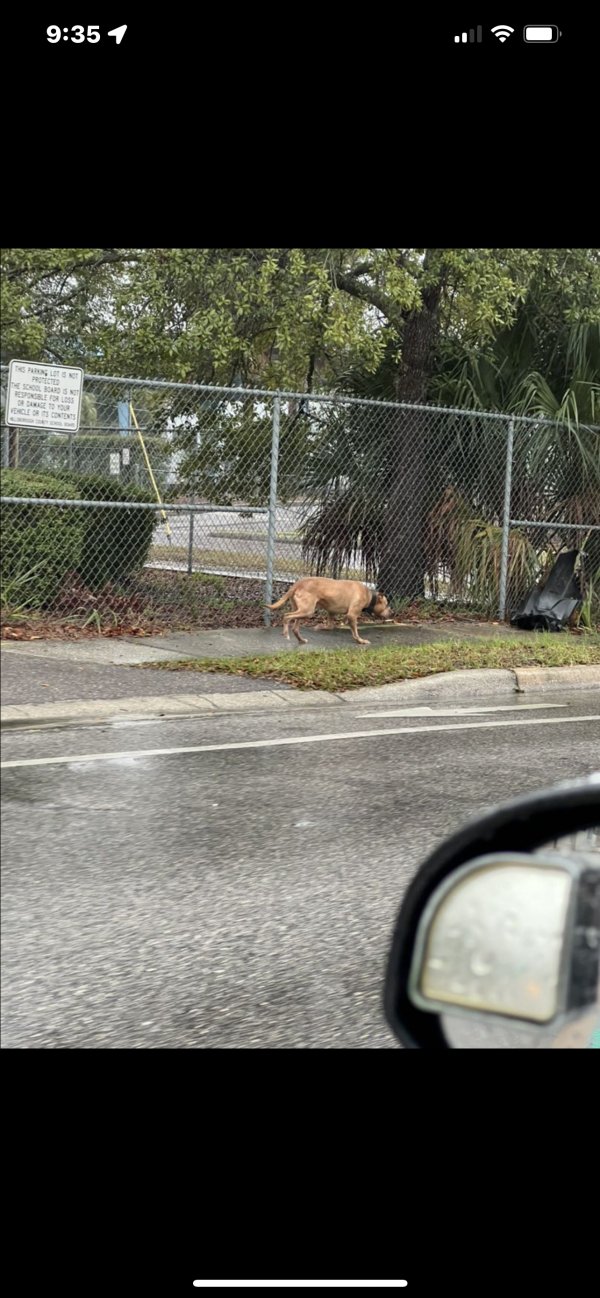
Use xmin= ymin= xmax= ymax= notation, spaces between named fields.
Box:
xmin=3 ymin=250 xmax=138 ymax=286
xmin=347 ymin=261 xmax=375 ymax=278
xmin=327 ymin=265 xmax=407 ymax=328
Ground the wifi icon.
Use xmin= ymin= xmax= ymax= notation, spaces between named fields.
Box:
xmin=491 ymin=24 xmax=514 ymax=41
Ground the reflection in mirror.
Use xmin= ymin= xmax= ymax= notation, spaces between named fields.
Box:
xmin=442 ymin=1014 xmax=546 ymax=1048
xmin=443 ymin=1005 xmax=600 ymax=1049
xmin=542 ymin=828 xmax=600 ymax=864
xmin=415 ymin=859 xmax=573 ymax=1022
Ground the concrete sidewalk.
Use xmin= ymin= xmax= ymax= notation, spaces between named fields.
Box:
xmin=1 ymin=619 xmax=599 ymax=729
xmin=0 ymin=617 xmax=524 ymax=712
xmin=3 ymin=616 xmax=527 ymax=671
xmin=1 ymin=617 xmax=525 ymax=705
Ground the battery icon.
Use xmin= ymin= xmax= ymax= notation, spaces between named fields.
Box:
xmin=523 ymin=25 xmax=560 ymax=41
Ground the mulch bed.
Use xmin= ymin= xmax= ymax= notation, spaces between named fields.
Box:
xmin=2 ymin=569 xmax=501 ymax=642
xmin=1 ymin=571 xmax=272 ymax=640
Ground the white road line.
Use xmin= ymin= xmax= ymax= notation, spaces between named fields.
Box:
xmin=2 ymin=714 xmax=599 ymax=769
xmin=355 ymin=702 xmax=567 ymax=718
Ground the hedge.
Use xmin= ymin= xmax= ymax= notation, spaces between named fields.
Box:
xmin=0 ymin=469 xmax=85 ymax=608
xmin=72 ymin=476 xmax=157 ymax=587
xmin=1 ymin=470 xmax=159 ymax=607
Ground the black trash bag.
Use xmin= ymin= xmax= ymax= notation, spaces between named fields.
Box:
xmin=510 ymin=548 xmax=582 ymax=632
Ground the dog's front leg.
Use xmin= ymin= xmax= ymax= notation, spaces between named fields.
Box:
xmin=348 ymin=613 xmax=370 ymax=646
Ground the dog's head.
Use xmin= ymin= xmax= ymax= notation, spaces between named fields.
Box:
xmin=373 ymin=592 xmax=393 ymax=621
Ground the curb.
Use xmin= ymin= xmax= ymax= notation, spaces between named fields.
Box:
xmin=336 ymin=668 xmax=517 ymax=704
xmin=1 ymin=666 xmax=599 ymax=731
xmin=514 ymin=665 xmax=600 ymax=692
xmin=0 ymin=689 xmax=345 ymax=730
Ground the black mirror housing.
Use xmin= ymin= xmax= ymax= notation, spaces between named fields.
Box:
xmin=384 ymin=776 xmax=600 ymax=1049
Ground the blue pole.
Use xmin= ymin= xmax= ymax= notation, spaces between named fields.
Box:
xmin=117 ymin=400 xmax=130 ymax=435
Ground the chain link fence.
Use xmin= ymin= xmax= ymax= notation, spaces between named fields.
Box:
xmin=1 ymin=367 xmax=599 ymax=633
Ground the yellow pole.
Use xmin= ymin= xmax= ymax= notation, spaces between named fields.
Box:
xmin=129 ymin=402 xmax=171 ymax=540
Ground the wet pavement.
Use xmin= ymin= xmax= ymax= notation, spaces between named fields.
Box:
xmin=2 ymin=689 xmax=599 ymax=1048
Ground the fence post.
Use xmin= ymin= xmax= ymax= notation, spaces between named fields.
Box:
xmin=8 ymin=427 xmax=19 ymax=468
xmin=1 ymin=424 xmax=8 ymax=467
xmin=187 ymin=495 xmax=196 ymax=574
xmin=498 ymin=418 xmax=515 ymax=620
xmin=264 ymin=394 xmax=281 ymax=625
xmin=68 ymin=428 xmax=74 ymax=472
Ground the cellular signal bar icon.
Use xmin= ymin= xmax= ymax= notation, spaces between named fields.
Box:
xmin=454 ymin=27 xmax=483 ymax=43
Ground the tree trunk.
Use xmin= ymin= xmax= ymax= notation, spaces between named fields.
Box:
xmin=378 ymin=278 xmax=442 ymax=600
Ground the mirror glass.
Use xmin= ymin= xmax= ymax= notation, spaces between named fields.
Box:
xmin=417 ymin=860 xmax=573 ymax=1022
xmin=442 ymin=1005 xmax=600 ymax=1049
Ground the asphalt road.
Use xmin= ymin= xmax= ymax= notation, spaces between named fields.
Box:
xmin=149 ymin=502 xmax=311 ymax=581
xmin=0 ymin=650 xmax=286 ymax=705
xmin=2 ymin=692 xmax=599 ymax=1048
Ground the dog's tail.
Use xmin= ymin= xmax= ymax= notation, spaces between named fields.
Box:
xmin=264 ymin=584 xmax=296 ymax=611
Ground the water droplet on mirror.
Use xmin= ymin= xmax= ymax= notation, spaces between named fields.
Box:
xmin=470 ymin=953 xmax=493 ymax=976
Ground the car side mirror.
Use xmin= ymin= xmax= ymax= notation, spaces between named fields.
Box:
xmin=384 ymin=776 xmax=600 ymax=1048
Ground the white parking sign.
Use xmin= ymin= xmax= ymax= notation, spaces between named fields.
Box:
xmin=6 ymin=360 xmax=84 ymax=431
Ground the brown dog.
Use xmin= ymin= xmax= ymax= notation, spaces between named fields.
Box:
xmin=266 ymin=577 xmax=393 ymax=646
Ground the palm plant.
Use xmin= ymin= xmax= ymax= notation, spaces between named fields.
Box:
xmin=300 ymin=404 xmax=388 ymax=580
xmin=434 ymin=314 xmax=600 ymax=618
xmin=300 ymin=301 xmax=599 ymax=615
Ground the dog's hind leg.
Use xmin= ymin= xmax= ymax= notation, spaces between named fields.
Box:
xmin=283 ymin=596 xmax=314 ymax=645
xmin=290 ymin=617 xmax=308 ymax=645
xmin=283 ymin=603 xmax=308 ymax=643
